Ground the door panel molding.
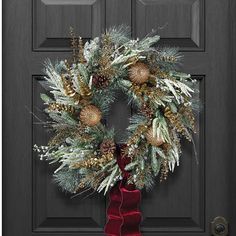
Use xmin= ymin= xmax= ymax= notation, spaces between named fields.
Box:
xmin=32 ymin=0 xmax=205 ymax=52
xmin=132 ymin=0 xmax=205 ymax=51
xmin=33 ymin=0 xmax=105 ymax=51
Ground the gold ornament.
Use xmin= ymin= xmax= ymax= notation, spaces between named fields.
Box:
xmin=129 ymin=62 xmax=150 ymax=84
xmin=79 ymin=105 xmax=102 ymax=126
xmin=145 ymin=128 xmax=164 ymax=147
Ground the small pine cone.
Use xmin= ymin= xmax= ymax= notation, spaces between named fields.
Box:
xmin=92 ymin=74 xmax=110 ymax=89
xmin=140 ymin=105 xmax=153 ymax=119
xmin=100 ymin=139 xmax=116 ymax=155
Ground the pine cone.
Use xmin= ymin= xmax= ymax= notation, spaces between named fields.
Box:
xmin=100 ymin=139 xmax=116 ymax=155
xmin=92 ymin=74 xmax=110 ymax=89
xmin=140 ymin=105 xmax=153 ymax=119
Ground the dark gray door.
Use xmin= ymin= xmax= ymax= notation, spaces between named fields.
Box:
xmin=3 ymin=0 xmax=236 ymax=235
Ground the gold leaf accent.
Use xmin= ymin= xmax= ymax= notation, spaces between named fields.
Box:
xmin=48 ymin=102 xmax=75 ymax=114
xmin=72 ymin=153 xmax=114 ymax=169
xmin=164 ymin=107 xmax=191 ymax=141
xmin=160 ymin=159 xmax=169 ymax=182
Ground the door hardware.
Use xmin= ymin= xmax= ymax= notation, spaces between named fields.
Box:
xmin=211 ymin=216 xmax=228 ymax=236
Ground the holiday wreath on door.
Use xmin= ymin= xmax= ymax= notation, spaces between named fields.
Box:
xmin=34 ymin=26 xmax=198 ymax=235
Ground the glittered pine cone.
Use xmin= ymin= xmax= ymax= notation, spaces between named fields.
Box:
xmin=92 ymin=74 xmax=110 ymax=89
xmin=129 ymin=62 xmax=150 ymax=84
xmin=140 ymin=104 xmax=153 ymax=119
xmin=145 ymin=128 xmax=164 ymax=147
xmin=79 ymin=105 xmax=102 ymax=126
xmin=100 ymin=139 xmax=116 ymax=155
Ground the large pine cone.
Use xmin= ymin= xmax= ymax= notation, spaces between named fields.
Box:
xmin=100 ymin=139 xmax=116 ymax=155
xmin=79 ymin=105 xmax=102 ymax=126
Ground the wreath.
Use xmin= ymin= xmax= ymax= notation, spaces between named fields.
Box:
xmin=34 ymin=26 xmax=198 ymax=196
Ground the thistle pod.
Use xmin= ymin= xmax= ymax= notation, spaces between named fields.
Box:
xmin=145 ymin=128 xmax=164 ymax=147
xmin=79 ymin=105 xmax=102 ymax=126
xmin=129 ymin=62 xmax=150 ymax=84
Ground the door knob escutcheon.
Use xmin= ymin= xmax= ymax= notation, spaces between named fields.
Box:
xmin=211 ymin=216 xmax=228 ymax=236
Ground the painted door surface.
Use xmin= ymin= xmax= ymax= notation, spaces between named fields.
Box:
xmin=3 ymin=0 xmax=236 ymax=235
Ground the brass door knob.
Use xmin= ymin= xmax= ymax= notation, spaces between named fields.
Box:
xmin=211 ymin=216 xmax=228 ymax=236
xmin=215 ymin=224 xmax=226 ymax=234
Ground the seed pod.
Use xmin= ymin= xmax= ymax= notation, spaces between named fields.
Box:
xmin=79 ymin=105 xmax=102 ymax=126
xmin=145 ymin=128 xmax=164 ymax=147
xmin=129 ymin=62 xmax=150 ymax=84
